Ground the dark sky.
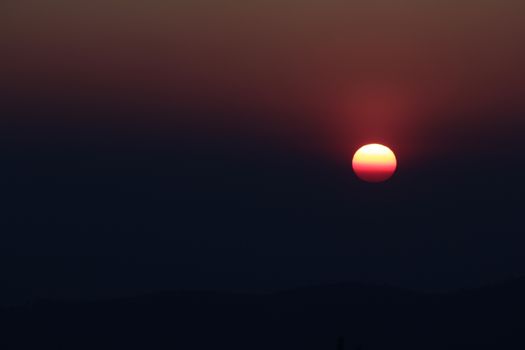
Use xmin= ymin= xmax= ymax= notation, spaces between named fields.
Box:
xmin=1 ymin=0 xmax=525 ymax=304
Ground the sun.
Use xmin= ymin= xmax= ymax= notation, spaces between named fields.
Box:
xmin=352 ymin=144 xmax=397 ymax=183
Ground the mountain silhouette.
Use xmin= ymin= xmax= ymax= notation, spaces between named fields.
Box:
xmin=2 ymin=280 xmax=525 ymax=349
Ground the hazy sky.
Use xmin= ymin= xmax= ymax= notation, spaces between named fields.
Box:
xmin=1 ymin=1 xmax=525 ymax=299
xmin=2 ymin=0 xmax=525 ymax=157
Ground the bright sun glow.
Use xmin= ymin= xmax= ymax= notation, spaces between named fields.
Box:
xmin=352 ymin=144 xmax=397 ymax=183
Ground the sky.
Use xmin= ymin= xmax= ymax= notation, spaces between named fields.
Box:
xmin=3 ymin=1 xmax=525 ymax=145
xmin=1 ymin=0 xmax=525 ymax=303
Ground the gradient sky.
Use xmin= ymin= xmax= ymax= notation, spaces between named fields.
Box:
xmin=2 ymin=0 xmax=525 ymax=153
xmin=1 ymin=1 xmax=525 ymax=302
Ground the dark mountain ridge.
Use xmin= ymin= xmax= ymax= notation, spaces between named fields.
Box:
xmin=2 ymin=279 xmax=525 ymax=349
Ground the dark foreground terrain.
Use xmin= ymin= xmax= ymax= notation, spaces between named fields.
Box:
xmin=1 ymin=280 xmax=525 ymax=349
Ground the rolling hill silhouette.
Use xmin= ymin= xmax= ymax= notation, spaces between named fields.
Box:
xmin=2 ymin=279 xmax=525 ymax=349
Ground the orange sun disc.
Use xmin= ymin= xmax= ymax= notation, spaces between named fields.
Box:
xmin=352 ymin=144 xmax=397 ymax=183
